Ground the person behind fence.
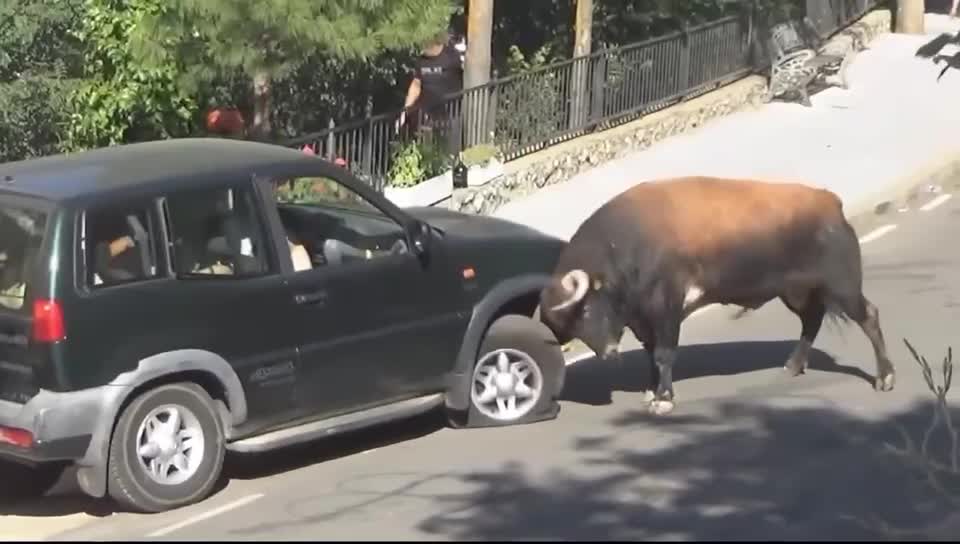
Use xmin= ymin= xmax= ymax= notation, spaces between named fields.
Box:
xmin=398 ymin=30 xmax=464 ymax=151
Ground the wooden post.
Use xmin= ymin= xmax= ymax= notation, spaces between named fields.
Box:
xmin=464 ymin=0 xmax=493 ymax=89
xmin=573 ymin=0 xmax=592 ymax=60
xmin=896 ymin=0 xmax=925 ymax=34
xmin=463 ymin=0 xmax=494 ymax=148
xmin=570 ymin=0 xmax=593 ymax=130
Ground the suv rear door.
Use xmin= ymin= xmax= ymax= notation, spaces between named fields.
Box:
xmin=0 ymin=194 xmax=53 ymax=404
xmin=62 ymin=183 xmax=305 ymax=436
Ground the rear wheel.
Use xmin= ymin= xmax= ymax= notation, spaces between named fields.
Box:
xmin=0 ymin=460 xmax=64 ymax=503
xmin=451 ymin=314 xmax=566 ymax=428
xmin=106 ymin=382 xmax=225 ymax=513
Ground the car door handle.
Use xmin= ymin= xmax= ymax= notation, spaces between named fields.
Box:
xmin=294 ymin=290 xmax=328 ymax=306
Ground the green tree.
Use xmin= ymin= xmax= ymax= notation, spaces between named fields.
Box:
xmin=132 ymin=0 xmax=456 ymax=139
xmin=0 ymin=0 xmax=84 ymax=162
xmin=64 ymin=0 xmax=198 ymax=152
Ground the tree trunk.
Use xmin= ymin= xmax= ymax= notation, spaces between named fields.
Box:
xmin=464 ymin=0 xmax=493 ymax=89
xmin=251 ymin=70 xmax=273 ymax=140
xmin=569 ymin=0 xmax=593 ymax=130
xmin=463 ymin=0 xmax=494 ymax=148
xmin=896 ymin=0 xmax=925 ymax=34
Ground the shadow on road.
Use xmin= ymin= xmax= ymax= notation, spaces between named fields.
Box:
xmin=411 ymin=397 xmax=960 ymax=540
xmin=0 ymin=339 xmax=906 ymax=525
xmin=561 ymin=340 xmax=876 ymax=406
xmin=0 ymin=462 xmax=117 ymax=518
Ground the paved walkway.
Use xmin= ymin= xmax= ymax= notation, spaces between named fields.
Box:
xmin=494 ymin=14 xmax=960 ymax=241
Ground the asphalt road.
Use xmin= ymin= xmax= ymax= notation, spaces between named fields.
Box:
xmin=7 ymin=185 xmax=960 ymax=541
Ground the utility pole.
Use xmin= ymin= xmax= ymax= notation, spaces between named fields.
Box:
xmin=570 ymin=0 xmax=593 ymax=129
xmin=896 ymin=0 xmax=925 ymax=34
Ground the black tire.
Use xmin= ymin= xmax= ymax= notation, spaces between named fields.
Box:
xmin=450 ymin=314 xmax=566 ymax=429
xmin=106 ymin=382 xmax=225 ymax=513
xmin=0 ymin=460 xmax=65 ymax=503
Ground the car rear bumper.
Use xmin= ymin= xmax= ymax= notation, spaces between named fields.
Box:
xmin=0 ymin=387 xmax=106 ymax=465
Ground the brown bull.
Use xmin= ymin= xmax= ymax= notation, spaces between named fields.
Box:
xmin=538 ymin=176 xmax=896 ymax=415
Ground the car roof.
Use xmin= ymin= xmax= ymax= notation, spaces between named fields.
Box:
xmin=0 ymin=138 xmax=327 ymax=204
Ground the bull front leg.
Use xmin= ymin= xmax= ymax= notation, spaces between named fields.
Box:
xmin=628 ymin=320 xmax=659 ymax=402
xmin=648 ymin=318 xmax=681 ymax=416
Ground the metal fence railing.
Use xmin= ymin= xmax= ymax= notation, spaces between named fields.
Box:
xmin=283 ymin=0 xmax=879 ymax=192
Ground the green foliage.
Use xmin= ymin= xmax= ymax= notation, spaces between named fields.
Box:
xmin=64 ymin=0 xmax=197 ymax=152
xmin=0 ymin=0 xmax=84 ymax=162
xmin=272 ymin=49 xmax=420 ymax=138
xmin=386 ymin=138 xmax=451 ymax=188
xmin=493 ymin=44 xmax=563 ymax=155
xmin=504 ymin=43 xmax=560 ymax=76
xmin=461 ymin=143 xmax=501 ymax=168
xmin=0 ymin=75 xmax=77 ymax=162
xmin=131 ymin=0 xmax=456 ymax=138
xmin=489 ymin=0 xmax=801 ymax=70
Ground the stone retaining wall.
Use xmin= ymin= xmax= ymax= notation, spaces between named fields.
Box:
xmin=449 ymin=8 xmax=893 ymax=216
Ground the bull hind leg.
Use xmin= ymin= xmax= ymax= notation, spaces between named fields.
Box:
xmin=780 ymin=290 xmax=826 ymax=377
xmin=819 ymin=221 xmax=895 ymax=391
xmin=842 ymin=294 xmax=896 ymax=392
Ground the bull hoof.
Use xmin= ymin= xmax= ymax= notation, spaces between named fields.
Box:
xmin=784 ymin=358 xmax=808 ymax=377
xmin=874 ymin=372 xmax=895 ymax=392
xmin=643 ymin=390 xmax=656 ymax=403
xmin=648 ymin=400 xmax=675 ymax=416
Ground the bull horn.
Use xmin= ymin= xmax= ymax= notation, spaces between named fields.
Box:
xmin=549 ymin=269 xmax=590 ymax=312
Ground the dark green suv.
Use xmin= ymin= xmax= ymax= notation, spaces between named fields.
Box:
xmin=0 ymin=138 xmax=567 ymax=513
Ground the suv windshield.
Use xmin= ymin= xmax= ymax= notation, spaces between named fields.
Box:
xmin=0 ymin=202 xmax=47 ymax=311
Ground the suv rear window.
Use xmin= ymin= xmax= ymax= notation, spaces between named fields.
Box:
xmin=0 ymin=202 xmax=47 ymax=311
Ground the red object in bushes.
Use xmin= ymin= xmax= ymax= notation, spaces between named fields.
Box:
xmin=334 ymin=158 xmax=347 ymax=167
xmin=206 ymin=108 xmax=245 ymax=136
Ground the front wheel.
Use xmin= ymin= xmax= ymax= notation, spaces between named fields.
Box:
xmin=453 ymin=314 xmax=566 ymax=428
xmin=106 ymin=382 xmax=226 ymax=513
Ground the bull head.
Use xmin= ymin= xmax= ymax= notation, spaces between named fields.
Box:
xmin=541 ymin=268 xmax=624 ymax=360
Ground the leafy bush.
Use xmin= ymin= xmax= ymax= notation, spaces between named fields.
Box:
xmin=461 ymin=143 xmax=501 ymax=168
xmin=386 ymin=138 xmax=452 ymax=188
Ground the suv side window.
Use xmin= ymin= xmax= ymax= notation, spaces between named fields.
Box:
xmin=83 ymin=203 xmax=161 ymax=289
xmin=271 ymin=176 xmax=409 ymax=271
xmin=165 ymin=184 xmax=271 ymax=278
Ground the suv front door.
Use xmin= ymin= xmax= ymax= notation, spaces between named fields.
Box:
xmin=256 ymin=170 xmax=467 ymax=420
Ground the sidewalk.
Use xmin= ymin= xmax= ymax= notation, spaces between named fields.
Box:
xmin=494 ymin=14 xmax=960 ymax=241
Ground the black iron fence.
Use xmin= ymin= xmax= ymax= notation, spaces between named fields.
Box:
xmin=283 ymin=0 xmax=879 ymax=192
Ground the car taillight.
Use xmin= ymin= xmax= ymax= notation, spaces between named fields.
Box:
xmin=0 ymin=426 xmax=33 ymax=448
xmin=32 ymin=298 xmax=65 ymax=343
